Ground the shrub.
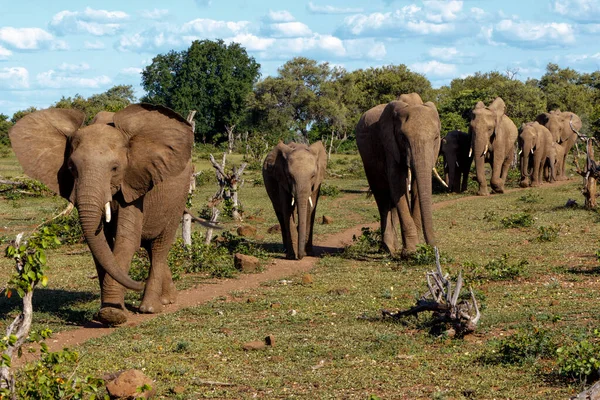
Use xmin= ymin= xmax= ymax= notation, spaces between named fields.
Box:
xmin=342 ymin=227 xmax=383 ymax=259
xmin=500 ymin=212 xmax=534 ymax=228
xmin=537 ymin=225 xmax=559 ymax=242
xmin=406 ymin=244 xmax=453 ymax=266
xmin=493 ymin=328 xmax=556 ymax=364
xmin=517 ymin=193 xmax=541 ymax=203
xmin=0 ymin=178 xmax=53 ymax=200
xmin=194 ymin=169 xmax=214 ymax=187
xmin=557 ymin=329 xmax=600 ymax=382
xmin=464 ymin=254 xmax=528 ymax=281
xmin=319 ymin=183 xmax=341 ymax=198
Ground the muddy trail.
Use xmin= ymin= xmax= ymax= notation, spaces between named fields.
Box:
xmin=17 ymin=178 xmax=575 ymax=364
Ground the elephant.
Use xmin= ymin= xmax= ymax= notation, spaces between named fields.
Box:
xmin=536 ymin=110 xmax=582 ymax=180
xmin=544 ymin=141 xmax=565 ymax=182
xmin=356 ymin=93 xmax=442 ymax=255
xmin=440 ymin=130 xmax=472 ymax=193
xmin=518 ymin=122 xmax=554 ymax=187
xmin=469 ymin=97 xmax=518 ymax=196
xmin=263 ymin=141 xmax=327 ymax=260
xmin=9 ymin=104 xmax=194 ymax=325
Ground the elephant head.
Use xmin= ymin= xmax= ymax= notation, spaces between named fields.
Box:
xmin=536 ymin=110 xmax=581 ymax=144
xmin=470 ymin=97 xmax=505 ymax=159
xmin=518 ymin=122 xmax=540 ymax=186
xmin=440 ymin=130 xmax=472 ymax=192
xmin=9 ymin=104 xmax=193 ymax=291
xmin=380 ymin=94 xmax=441 ymax=245
xmin=263 ymin=141 xmax=326 ymax=260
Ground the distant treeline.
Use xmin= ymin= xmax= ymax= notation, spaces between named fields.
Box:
xmin=1 ymin=39 xmax=599 ymax=151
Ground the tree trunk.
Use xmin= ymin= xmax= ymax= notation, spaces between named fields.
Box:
xmin=226 ymin=124 xmax=236 ymax=154
xmin=182 ymin=110 xmax=196 ymax=247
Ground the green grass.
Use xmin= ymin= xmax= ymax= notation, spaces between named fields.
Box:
xmin=2 ymin=148 xmax=600 ymax=398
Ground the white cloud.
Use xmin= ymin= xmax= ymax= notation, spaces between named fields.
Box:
xmin=336 ymin=5 xmax=458 ymax=38
xmin=49 ymin=7 xmax=129 ymax=36
xmin=490 ymin=19 xmax=575 ymax=48
xmin=58 ymin=62 xmax=90 ymax=73
xmin=84 ymin=40 xmax=105 ymax=50
xmin=141 ymin=9 xmax=169 ymax=19
xmin=0 ymin=67 xmax=29 ymax=89
xmin=427 ymin=46 xmax=474 ymax=64
xmin=182 ymin=19 xmax=250 ymax=36
xmin=410 ymin=60 xmax=457 ymax=77
xmin=0 ymin=45 xmax=12 ymax=60
xmin=120 ymin=67 xmax=143 ymax=75
xmin=227 ymin=34 xmax=276 ymax=51
xmin=36 ymin=70 xmax=111 ymax=89
xmin=263 ymin=22 xmax=312 ymax=38
xmin=267 ymin=10 xmax=295 ymax=22
xmin=422 ymin=0 xmax=463 ymax=23
xmin=0 ymin=27 xmax=54 ymax=50
xmin=552 ymin=0 xmax=600 ymax=23
xmin=307 ymin=2 xmax=363 ymax=14
xmin=470 ymin=7 xmax=488 ymax=21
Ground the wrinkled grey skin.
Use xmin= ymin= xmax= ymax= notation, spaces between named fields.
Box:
xmin=263 ymin=141 xmax=327 ymax=260
xmin=470 ymin=97 xmax=519 ymax=196
xmin=9 ymin=104 xmax=193 ymax=325
xmin=440 ymin=130 xmax=472 ymax=193
xmin=356 ymin=93 xmax=441 ymax=255
xmin=519 ymin=122 xmax=554 ymax=187
xmin=545 ymin=141 xmax=565 ymax=182
xmin=536 ymin=110 xmax=582 ymax=180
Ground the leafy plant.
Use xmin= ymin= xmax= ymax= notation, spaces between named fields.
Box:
xmin=537 ymin=225 xmax=559 ymax=242
xmin=342 ymin=227 xmax=383 ymax=259
xmin=557 ymin=329 xmax=600 ymax=382
xmin=464 ymin=254 xmax=528 ymax=282
xmin=406 ymin=244 xmax=453 ymax=266
xmin=482 ymin=210 xmax=497 ymax=222
xmin=319 ymin=183 xmax=341 ymax=198
xmin=517 ymin=193 xmax=541 ymax=203
xmin=500 ymin=212 xmax=534 ymax=228
xmin=491 ymin=327 xmax=556 ymax=364
xmin=0 ymin=178 xmax=53 ymax=200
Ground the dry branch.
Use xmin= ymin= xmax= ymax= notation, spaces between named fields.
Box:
xmin=382 ymin=247 xmax=480 ymax=336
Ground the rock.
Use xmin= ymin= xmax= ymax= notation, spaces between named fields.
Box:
xmin=105 ymin=369 xmax=155 ymax=399
xmin=301 ymin=274 xmax=314 ymax=284
xmin=321 ymin=215 xmax=333 ymax=224
xmin=172 ymin=386 xmax=186 ymax=394
xmin=237 ymin=225 xmax=257 ymax=237
xmin=329 ymin=287 xmax=349 ymax=295
xmin=243 ymin=340 xmax=266 ymax=351
xmin=234 ymin=253 xmax=260 ymax=273
xmin=270 ymin=302 xmax=281 ymax=309
xmin=265 ymin=335 xmax=275 ymax=347
xmin=219 ymin=327 xmax=233 ymax=336
xmin=267 ymin=224 xmax=281 ymax=234
xmin=246 ymin=215 xmax=265 ymax=222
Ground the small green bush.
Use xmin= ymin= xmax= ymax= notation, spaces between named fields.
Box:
xmin=406 ymin=244 xmax=452 ymax=266
xmin=482 ymin=210 xmax=497 ymax=222
xmin=319 ymin=183 xmax=341 ymax=198
xmin=194 ymin=169 xmax=214 ymax=187
xmin=557 ymin=329 xmax=600 ymax=382
xmin=501 ymin=212 xmax=534 ymax=228
xmin=0 ymin=178 xmax=53 ymax=200
xmin=537 ymin=225 xmax=559 ymax=242
xmin=517 ymin=193 xmax=541 ymax=203
xmin=464 ymin=254 xmax=528 ymax=281
xmin=342 ymin=227 xmax=383 ymax=259
xmin=493 ymin=328 xmax=556 ymax=364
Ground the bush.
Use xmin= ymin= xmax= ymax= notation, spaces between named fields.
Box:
xmin=194 ymin=169 xmax=214 ymax=187
xmin=342 ymin=227 xmax=383 ymax=259
xmin=537 ymin=225 xmax=559 ymax=242
xmin=557 ymin=329 xmax=600 ymax=382
xmin=320 ymin=183 xmax=341 ymax=198
xmin=406 ymin=244 xmax=453 ymax=266
xmin=0 ymin=178 xmax=54 ymax=200
xmin=493 ymin=328 xmax=556 ymax=364
xmin=517 ymin=193 xmax=541 ymax=203
xmin=464 ymin=254 xmax=528 ymax=281
xmin=501 ymin=212 xmax=534 ymax=228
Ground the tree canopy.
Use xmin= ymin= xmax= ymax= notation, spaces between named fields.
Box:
xmin=141 ymin=39 xmax=261 ymax=143
xmin=53 ymin=85 xmax=136 ymax=124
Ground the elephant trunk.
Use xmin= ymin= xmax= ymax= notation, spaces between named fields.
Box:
xmin=295 ymin=187 xmax=311 ymax=260
xmin=520 ymin=142 xmax=534 ymax=178
xmin=473 ymin=136 xmax=488 ymax=194
xmin=414 ymin=153 xmax=436 ymax=246
xmin=77 ymin=192 xmax=144 ymax=291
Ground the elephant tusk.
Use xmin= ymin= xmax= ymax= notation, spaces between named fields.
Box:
xmin=309 ymin=196 xmax=313 ymax=208
xmin=408 ymin=169 xmax=412 ymax=192
xmin=468 ymin=147 xmax=472 ymax=158
xmin=482 ymin=144 xmax=488 ymax=156
xmin=433 ymin=167 xmax=448 ymax=188
xmin=104 ymin=202 xmax=111 ymax=223
xmin=456 ymin=161 xmax=459 ymax=168
xmin=531 ymin=148 xmax=534 ymax=154
xmin=518 ymin=149 xmax=522 ymax=155
xmin=291 ymin=197 xmax=295 ymax=207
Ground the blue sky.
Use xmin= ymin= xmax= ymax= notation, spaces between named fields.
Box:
xmin=1 ymin=0 xmax=599 ymax=116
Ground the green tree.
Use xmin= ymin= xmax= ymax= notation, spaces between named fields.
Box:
xmin=11 ymin=107 xmax=37 ymax=124
xmin=0 ymin=113 xmax=12 ymax=147
xmin=53 ymin=85 xmax=136 ymax=124
xmin=142 ymin=39 xmax=260 ymax=143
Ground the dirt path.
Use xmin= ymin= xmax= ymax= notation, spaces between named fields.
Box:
xmin=19 ymin=178 xmax=576 ymax=364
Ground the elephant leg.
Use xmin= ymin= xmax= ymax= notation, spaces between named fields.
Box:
xmin=461 ymin=164 xmax=470 ymax=192
xmin=372 ymin=189 xmax=398 ymax=254
xmin=139 ymin=219 xmax=180 ymax=314
xmin=491 ymin=153 xmax=507 ymax=193
xmin=284 ymin=201 xmax=298 ymax=260
xmin=410 ymin=176 xmax=423 ymax=238
xmin=305 ymin=190 xmax=319 ymax=256
xmin=389 ymin=166 xmax=418 ymax=255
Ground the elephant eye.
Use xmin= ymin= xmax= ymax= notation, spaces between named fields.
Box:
xmin=111 ymin=165 xmax=119 ymax=173
xmin=67 ymin=161 xmax=77 ymax=176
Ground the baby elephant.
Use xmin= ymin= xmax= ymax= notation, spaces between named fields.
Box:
xmin=263 ymin=141 xmax=327 ymax=259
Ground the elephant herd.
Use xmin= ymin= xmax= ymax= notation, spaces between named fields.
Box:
xmin=7 ymin=97 xmax=582 ymax=325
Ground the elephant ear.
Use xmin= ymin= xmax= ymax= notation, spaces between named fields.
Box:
xmin=488 ymin=97 xmax=506 ymax=136
xmin=264 ymin=141 xmax=292 ymax=187
xmin=309 ymin=141 xmax=327 ymax=185
xmin=113 ymin=103 xmax=193 ymax=203
xmin=474 ymin=101 xmax=485 ymax=110
xmin=91 ymin=111 xmax=115 ymax=125
xmin=380 ymin=101 xmax=408 ymax=165
xmin=398 ymin=93 xmax=423 ymax=105
xmin=8 ymin=108 xmax=85 ymax=199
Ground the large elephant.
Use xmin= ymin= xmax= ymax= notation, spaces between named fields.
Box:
xmin=263 ymin=141 xmax=326 ymax=260
xmin=470 ymin=97 xmax=518 ymax=196
xmin=440 ymin=130 xmax=472 ymax=193
xmin=518 ymin=122 xmax=554 ymax=187
xmin=9 ymin=104 xmax=193 ymax=325
xmin=536 ymin=110 xmax=582 ymax=180
xmin=356 ymin=93 xmax=441 ymax=255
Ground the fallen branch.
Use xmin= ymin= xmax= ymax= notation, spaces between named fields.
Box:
xmin=382 ymin=247 xmax=480 ymax=336
xmin=32 ymin=202 xmax=74 ymax=232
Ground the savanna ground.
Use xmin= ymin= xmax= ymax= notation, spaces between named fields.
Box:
xmin=2 ymin=146 xmax=600 ymax=399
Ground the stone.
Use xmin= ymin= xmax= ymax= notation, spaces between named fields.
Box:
xmin=265 ymin=335 xmax=275 ymax=347
xmin=321 ymin=215 xmax=333 ymax=224
xmin=246 ymin=215 xmax=265 ymax=222
xmin=105 ymin=369 xmax=155 ymax=399
xmin=301 ymin=274 xmax=314 ymax=284
xmin=219 ymin=327 xmax=233 ymax=336
xmin=237 ymin=225 xmax=257 ymax=237
xmin=243 ymin=340 xmax=266 ymax=351
xmin=173 ymin=386 xmax=186 ymax=394
xmin=270 ymin=302 xmax=281 ymax=309
xmin=267 ymin=224 xmax=281 ymax=234
xmin=234 ymin=253 xmax=260 ymax=273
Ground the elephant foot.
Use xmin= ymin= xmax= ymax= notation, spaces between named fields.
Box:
xmin=95 ymin=307 xmax=128 ymax=326
xmin=139 ymin=296 xmax=163 ymax=314
xmin=160 ymin=281 xmax=177 ymax=305
xmin=519 ymin=180 xmax=529 ymax=188
xmin=477 ymin=190 xmax=489 ymax=196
